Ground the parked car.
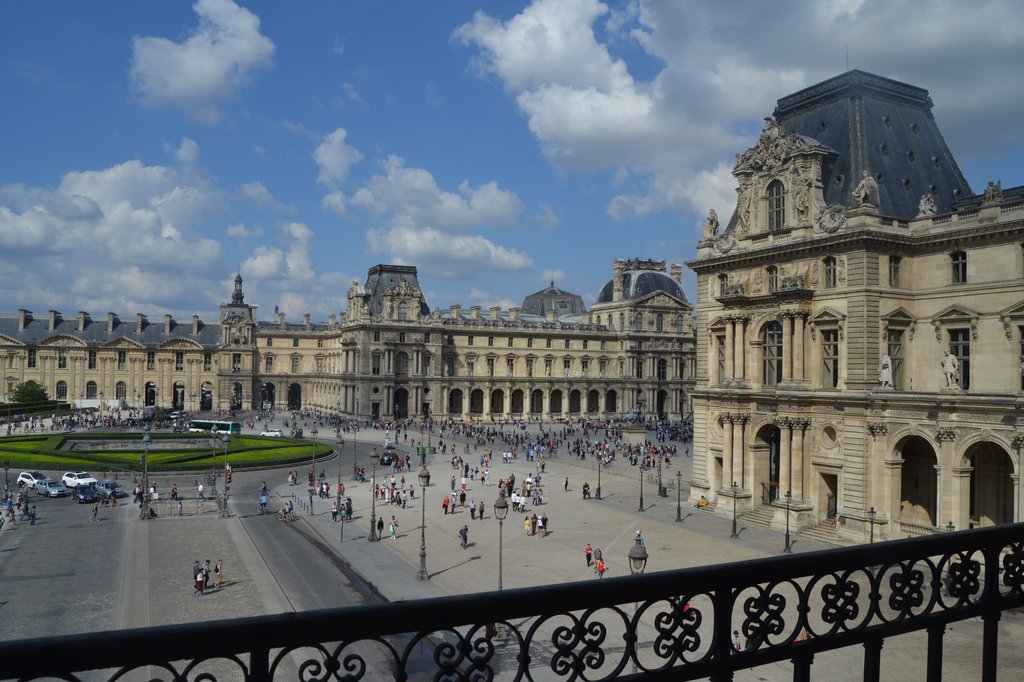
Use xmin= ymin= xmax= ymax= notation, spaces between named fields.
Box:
xmin=61 ymin=472 xmax=98 ymax=489
xmin=17 ymin=471 xmax=49 ymax=490
xmin=95 ymin=480 xmax=126 ymax=499
xmin=38 ymin=480 xmax=69 ymax=497
xmin=73 ymin=485 xmax=98 ymax=503
xmin=261 ymin=429 xmax=283 ymax=437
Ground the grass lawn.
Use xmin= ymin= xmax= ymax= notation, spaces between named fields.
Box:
xmin=0 ymin=432 xmax=332 ymax=473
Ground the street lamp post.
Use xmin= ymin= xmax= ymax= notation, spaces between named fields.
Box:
xmin=3 ymin=459 xmax=11 ymax=494
xmin=868 ymin=506 xmax=877 ymax=544
xmin=783 ymin=490 xmax=793 ymax=553
xmin=417 ymin=466 xmax=431 ymax=580
xmin=494 ymin=489 xmax=509 ymax=590
xmin=367 ymin=449 xmax=379 ymax=542
xmin=730 ymin=481 xmax=739 ymax=538
xmin=221 ymin=433 xmax=230 ymax=517
xmin=675 ymin=470 xmax=682 ymax=522
xmin=141 ymin=425 xmax=151 ymax=520
xmin=627 ymin=533 xmax=649 ymax=675
xmin=595 ymin=455 xmax=602 ymax=500
xmin=638 ymin=462 xmax=645 ymax=512
xmin=657 ymin=456 xmax=664 ymax=497
xmin=309 ymin=428 xmax=319 ymax=515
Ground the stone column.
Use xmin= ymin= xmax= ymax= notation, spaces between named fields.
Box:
xmin=778 ymin=419 xmax=792 ymax=501
xmin=1012 ymin=473 xmax=1020 ymax=524
xmin=951 ymin=463 xmax=972 ymax=532
xmin=734 ymin=416 xmax=747 ymax=490
xmin=733 ymin=319 xmax=744 ymax=381
xmin=793 ymin=314 xmax=805 ymax=382
xmin=936 ymin=428 xmax=957 ymax=528
xmin=792 ymin=420 xmax=806 ymax=500
xmin=724 ymin=320 xmax=735 ymax=381
xmin=782 ymin=314 xmax=793 ymax=382
xmin=722 ymin=414 xmax=734 ymax=489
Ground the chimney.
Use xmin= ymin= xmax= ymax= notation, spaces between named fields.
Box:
xmin=328 ymin=314 xmax=337 ymax=326
xmin=470 ymin=306 xmax=481 ymax=320
xmin=509 ymin=307 xmax=519 ymax=321
xmin=17 ymin=309 xmax=30 ymax=332
xmin=107 ymin=312 xmax=116 ymax=333
xmin=613 ymin=259 xmax=624 ymax=302
xmin=277 ymin=312 xmax=286 ymax=327
xmin=77 ymin=311 xmax=87 ymax=332
xmin=192 ymin=315 xmax=200 ymax=335
xmin=490 ymin=306 xmax=501 ymax=321
xmin=48 ymin=310 xmax=59 ymax=331
xmin=303 ymin=313 xmax=311 ymax=328
xmin=545 ymin=310 xmax=557 ymax=322
xmin=450 ymin=304 xmax=461 ymax=319
xmin=136 ymin=313 xmax=146 ymax=333
xmin=671 ymin=263 xmax=683 ymax=283
xmin=164 ymin=314 xmax=172 ymax=334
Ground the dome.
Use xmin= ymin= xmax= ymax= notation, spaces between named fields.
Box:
xmin=596 ymin=270 xmax=688 ymax=304
xmin=521 ymin=282 xmax=586 ymax=317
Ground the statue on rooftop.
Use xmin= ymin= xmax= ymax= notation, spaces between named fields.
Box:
xmin=852 ymin=170 xmax=879 ymax=207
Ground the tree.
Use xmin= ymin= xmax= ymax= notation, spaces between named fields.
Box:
xmin=11 ymin=380 xmax=49 ymax=404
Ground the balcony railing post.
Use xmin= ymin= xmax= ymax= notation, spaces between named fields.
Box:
xmin=863 ymin=635 xmax=883 ymax=682
xmin=793 ymin=652 xmax=813 ymax=682
xmin=926 ymin=623 xmax=944 ymax=682
xmin=711 ymin=586 xmax=734 ymax=682
xmin=250 ymin=646 xmax=271 ymax=682
xmin=981 ymin=540 xmax=1003 ymax=682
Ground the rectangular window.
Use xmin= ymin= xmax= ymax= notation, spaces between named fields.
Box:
xmin=175 ymin=351 xmax=184 ymax=371
xmin=824 ymin=257 xmax=837 ymax=288
xmin=267 ymin=338 xmax=273 ymax=347
xmin=487 ymin=336 xmax=494 ymax=347
xmin=203 ymin=352 xmax=212 ymax=371
xmin=374 ymin=331 xmax=381 ymax=342
xmin=600 ymin=340 xmax=606 ymax=350
xmin=468 ymin=336 xmax=474 ymax=346
xmin=764 ymin=324 xmax=782 ymax=386
xmin=887 ymin=329 xmax=904 ymax=389
xmin=232 ymin=353 xmax=242 ymax=372
xmin=952 ymin=251 xmax=968 ymax=285
xmin=657 ymin=360 xmax=667 ymax=381
xmin=265 ymin=356 xmax=274 ymax=372
xmin=88 ymin=350 xmax=97 ymax=370
xmin=526 ymin=359 xmax=534 ymax=377
xmin=889 ymin=256 xmax=901 ymax=287
xmin=950 ymin=329 xmax=970 ymax=389
xmin=318 ymin=339 xmax=324 ymax=348
xmin=507 ymin=358 xmax=514 ymax=376
xmin=564 ymin=339 xmax=570 ymax=349
xmin=117 ymin=350 xmax=126 ymax=370
xmin=581 ymin=359 xmax=589 ymax=375
xmin=424 ymin=333 xmax=431 ymax=343
xmin=446 ymin=334 xmax=453 ymax=345
xmin=372 ymin=355 xmax=381 ymax=375
xmin=58 ymin=349 xmax=67 ymax=369
xmin=563 ymin=359 xmax=571 ymax=375
xmin=507 ymin=337 xmax=514 ymax=347
xmin=467 ymin=357 xmax=475 ymax=376
xmin=582 ymin=340 xmax=588 ymax=349
xmin=147 ymin=351 xmax=155 ymax=370
xmin=423 ymin=355 xmax=431 ymax=376
xmin=292 ymin=338 xmax=299 ymax=348
xmin=316 ymin=358 xmax=325 ymax=373
xmin=599 ymin=360 xmax=606 ymax=376
xmin=716 ymin=335 xmax=726 ymax=384
xmin=635 ymin=360 xmax=643 ymax=379
xmin=291 ymin=356 xmax=301 ymax=373
xmin=822 ymin=330 xmax=839 ymax=388
xmin=546 ymin=338 xmax=552 ymax=349
xmin=487 ymin=358 xmax=495 ymax=376
xmin=527 ymin=338 xmax=533 ymax=348
xmin=398 ymin=333 xmax=405 ymax=343
xmin=27 ymin=349 xmax=36 ymax=368
xmin=445 ymin=358 xmax=455 ymax=377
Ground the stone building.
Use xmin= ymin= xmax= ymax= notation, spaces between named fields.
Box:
xmin=1 ymin=259 xmax=696 ymax=424
xmin=687 ymin=70 xmax=1024 ymax=541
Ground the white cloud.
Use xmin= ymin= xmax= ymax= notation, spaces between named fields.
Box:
xmin=313 ymin=128 xmax=364 ymax=186
xmin=531 ymin=202 xmax=560 ymax=229
xmin=129 ymin=0 xmax=275 ymax=124
xmin=227 ymin=223 xmax=262 ymax=238
xmin=174 ymin=137 xmax=201 ymax=164
xmin=342 ymin=82 xmax=363 ymax=104
xmin=366 ymin=225 xmax=533 ymax=277
xmin=239 ymin=181 xmax=284 ymax=211
xmin=540 ymin=269 xmax=566 ymax=284
xmin=242 ymin=245 xmax=283 ymax=277
xmin=251 ymin=144 xmax=266 ymax=157
xmin=321 ymin=190 xmax=347 ymax=215
xmin=467 ymin=288 xmax=517 ymax=310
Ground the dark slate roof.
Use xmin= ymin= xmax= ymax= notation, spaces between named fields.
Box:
xmin=363 ymin=265 xmax=431 ymax=317
xmin=520 ymin=282 xmax=587 ymax=317
xmin=596 ymin=271 xmax=688 ymax=305
xmin=955 ymin=183 xmax=1024 ymax=210
xmin=0 ymin=313 xmax=221 ymax=348
xmin=772 ymin=69 xmax=973 ymax=218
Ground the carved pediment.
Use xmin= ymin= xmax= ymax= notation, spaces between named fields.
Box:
xmin=632 ymin=292 xmax=687 ymax=308
xmin=810 ymin=307 xmax=846 ymax=326
xmin=384 ymin=280 xmax=420 ymax=299
xmin=0 ymin=333 xmax=26 ymax=347
xmin=734 ymin=118 xmax=817 ymax=175
xmin=933 ymin=304 xmax=979 ymax=323
xmin=100 ymin=337 xmax=146 ymax=350
xmin=158 ymin=338 xmax=205 ymax=350
xmin=881 ymin=307 xmax=915 ymax=324
xmin=39 ymin=334 xmax=88 ymax=347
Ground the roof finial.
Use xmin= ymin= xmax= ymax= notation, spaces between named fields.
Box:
xmin=550 ymin=279 xmax=555 ymax=288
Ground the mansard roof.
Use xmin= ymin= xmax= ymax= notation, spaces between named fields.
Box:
xmin=521 ymin=282 xmax=587 ymax=317
xmin=363 ymin=264 xmax=431 ymax=317
xmin=0 ymin=312 xmax=221 ymax=348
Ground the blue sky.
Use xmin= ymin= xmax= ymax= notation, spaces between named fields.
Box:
xmin=2 ymin=0 xmax=1023 ymax=322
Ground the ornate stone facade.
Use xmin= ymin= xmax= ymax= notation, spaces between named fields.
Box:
xmin=1 ymin=261 xmax=696 ymax=424
xmin=687 ymin=70 xmax=1024 ymax=542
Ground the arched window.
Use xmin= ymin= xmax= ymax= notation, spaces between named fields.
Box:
xmin=116 ymin=381 xmax=127 ymax=400
xmin=634 ymin=314 xmax=643 ymax=331
xmin=823 ymin=256 xmax=837 ymax=288
xmin=767 ymin=180 xmax=785 ymax=231
xmin=397 ymin=301 xmax=408 ymax=320
xmin=763 ymin=321 xmax=783 ymax=385
xmin=56 ymin=380 xmax=67 ymax=400
xmin=606 ymin=314 xmax=612 ymax=328
xmin=656 ymin=313 xmax=664 ymax=332
xmin=767 ymin=266 xmax=779 ymax=292
xmin=719 ymin=273 xmax=729 ymax=295
xmin=618 ymin=313 xmax=625 ymax=330
xmin=86 ymin=381 xmax=97 ymax=399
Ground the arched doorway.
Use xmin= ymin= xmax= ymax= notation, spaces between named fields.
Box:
xmin=469 ymin=389 xmax=484 ymax=415
xmin=569 ymin=390 xmax=581 ymax=414
xmin=395 ymin=351 xmax=409 ymax=376
xmin=232 ymin=382 xmax=243 ymax=410
xmin=394 ymin=388 xmax=409 ymax=419
xmin=490 ymin=389 xmax=504 ymax=415
xmin=898 ymin=436 xmax=938 ymax=527
xmin=587 ymin=390 xmax=599 ymax=413
xmin=261 ymin=383 xmax=275 ymax=410
xmin=656 ymin=389 xmax=669 ymax=418
xmin=287 ymin=383 xmax=302 ymax=410
xmin=145 ymin=382 xmax=158 ymax=407
xmin=448 ymin=389 xmax=463 ymax=414
xmin=173 ymin=381 xmax=185 ymax=410
xmin=752 ymin=423 xmax=781 ymax=503
xmin=529 ymin=390 xmax=543 ymax=414
xmin=964 ymin=441 xmax=1015 ymax=527
xmin=201 ymin=382 xmax=213 ymax=411
xmin=511 ymin=389 xmax=524 ymax=414
xmin=550 ymin=390 xmax=563 ymax=414
xmin=605 ymin=390 xmax=617 ymax=413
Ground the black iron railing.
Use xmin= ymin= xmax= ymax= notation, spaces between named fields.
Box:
xmin=1 ymin=524 xmax=1022 ymax=681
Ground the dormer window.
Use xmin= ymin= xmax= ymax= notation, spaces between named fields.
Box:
xmin=767 ymin=180 xmax=785 ymax=231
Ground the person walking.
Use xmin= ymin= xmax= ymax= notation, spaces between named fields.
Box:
xmin=443 ymin=496 xmax=450 ymax=515
xmin=593 ymin=547 xmax=603 ymax=568
xmin=564 ymin=476 xmax=569 ymax=492
xmin=28 ymin=505 xmax=36 ymax=525
xmin=331 ymin=502 xmax=338 ymax=522
xmin=197 ymin=482 xmax=205 ymax=500
xmin=203 ymin=560 xmax=212 ymax=588
xmin=478 ymin=500 xmax=484 ymax=519
xmin=459 ymin=524 xmax=469 ymax=549
xmin=585 ymin=543 xmax=593 ymax=567
xmin=91 ymin=502 xmax=99 ymax=522
xmin=469 ymin=500 xmax=477 ymax=520
xmin=214 ymin=559 xmax=224 ymax=589
xmin=376 ymin=516 xmax=384 ymax=541
xmin=192 ymin=561 xmax=203 ymax=596
xmin=389 ymin=515 xmax=399 ymax=539
xmin=596 ymin=559 xmax=606 ymax=578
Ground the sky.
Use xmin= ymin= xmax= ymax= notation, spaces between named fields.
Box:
xmin=2 ymin=0 xmax=1023 ymax=323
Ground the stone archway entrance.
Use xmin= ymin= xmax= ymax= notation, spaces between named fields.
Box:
xmin=394 ymin=388 xmax=409 ymax=419
xmin=448 ymin=389 xmax=464 ymax=414
xmin=200 ymin=383 xmax=213 ymax=411
xmin=490 ymin=389 xmax=504 ymax=415
xmin=145 ymin=382 xmax=158 ymax=407
xmin=752 ymin=423 xmax=781 ymax=503
xmin=898 ymin=436 xmax=938 ymax=528
xmin=964 ymin=441 xmax=1015 ymax=527
xmin=657 ymin=389 xmax=669 ymax=418
xmin=511 ymin=389 xmax=524 ymax=414
xmin=550 ymin=390 xmax=563 ymax=414
xmin=587 ymin=390 xmax=599 ymax=413
xmin=529 ymin=390 xmax=543 ymax=414
xmin=469 ymin=389 xmax=484 ymax=415
xmin=605 ymin=390 xmax=617 ymax=413
xmin=261 ymin=383 xmax=276 ymax=410
xmin=568 ymin=390 xmax=581 ymax=414
xmin=287 ymin=383 xmax=302 ymax=410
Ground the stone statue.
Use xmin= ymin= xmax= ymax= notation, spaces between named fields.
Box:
xmin=852 ymin=170 xmax=879 ymax=207
xmin=879 ymin=354 xmax=893 ymax=388
xmin=941 ymin=349 xmax=960 ymax=389
xmin=916 ymin=192 xmax=937 ymax=217
xmin=703 ymin=208 xmax=719 ymax=240
xmin=983 ymin=180 xmax=1003 ymax=204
